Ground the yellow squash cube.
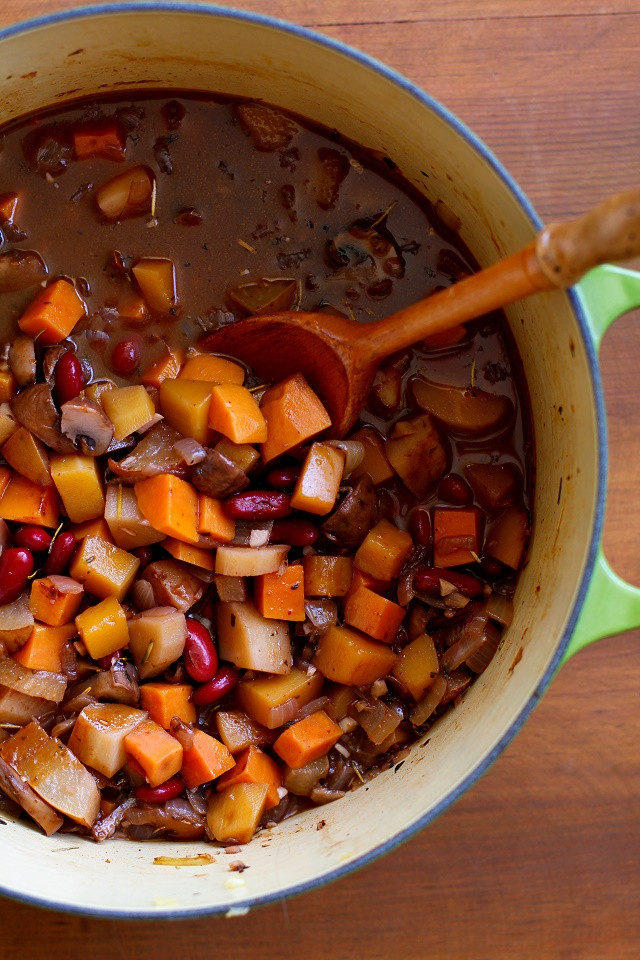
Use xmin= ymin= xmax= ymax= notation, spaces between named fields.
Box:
xmin=75 ymin=596 xmax=130 ymax=659
xmin=354 ymin=519 xmax=413 ymax=581
xmin=69 ymin=535 xmax=140 ymax=601
xmin=101 ymin=385 xmax=156 ymax=441
xmin=50 ymin=455 xmax=105 ymax=524
xmin=159 ymin=378 xmax=213 ymax=444
xmin=290 ymin=442 xmax=345 ymax=516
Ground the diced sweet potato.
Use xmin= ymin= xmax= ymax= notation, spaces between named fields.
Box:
xmin=2 ymin=426 xmax=51 ymax=487
xmin=127 ymin=606 xmax=187 ymax=679
xmin=135 ymin=474 xmax=199 ymax=545
xmin=0 ymin=369 xmax=17 ymax=405
xmin=17 ymin=278 xmax=86 ymax=345
xmin=141 ymin=348 xmax=184 ymax=389
xmin=303 ymin=555 xmax=353 ymax=597
xmin=216 ymin=745 xmax=282 ymax=809
xmin=104 ymin=483 xmax=165 ymax=550
xmin=124 ymin=718 xmax=183 ymax=787
xmin=433 ymin=507 xmax=482 ymax=568
xmin=385 ymin=413 xmax=447 ymax=499
xmin=197 ymin=494 xmax=236 ymax=543
xmin=70 ymin=535 xmax=140 ymax=601
xmin=260 ymin=373 xmax=331 ymax=463
xmin=354 ymin=519 xmax=413 ymax=581
xmin=159 ymin=378 xmax=214 ymax=445
xmin=273 ymin=709 xmax=342 ymax=769
xmin=50 ymin=454 xmax=105 ymax=524
xmin=217 ymin=600 xmax=291 ymax=674
xmin=290 ymin=442 xmax=344 ymax=515
xmin=464 ymin=462 xmax=520 ymax=511
xmin=67 ymin=702 xmax=147 ymax=778
xmin=0 ymin=472 xmax=60 ymax=527
xmin=254 ymin=565 xmax=305 ymax=621
xmin=392 ymin=633 xmax=440 ymax=701
xmin=206 ymin=781 xmax=269 ymax=844
xmin=313 ymin=625 xmax=397 ymax=686
xmin=101 ymin=385 xmax=156 ymax=441
xmin=73 ymin=120 xmax=126 ymax=161
xmin=163 ymin=538 xmax=214 ymax=572
xmin=208 ymin=384 xmax=267 ymax=444
xmin=75 ymin=597 xmax=129 ymax=659
xmin=343 ymin=584 xmax=406 ymax=644
xmin=139 ymin=682 xmax=196 ymax=728
xmin=29 ymin=575 xmax=83 ymax=626
xmin=0 ymin=687 xmax=53 ymax=725
xmin=236 ymin=668 xmax=323 ymax=729
xmin=179 ymin=728 xmax=235 ymax=789
xmin=12 ymin=622 xmax=77 ymax=672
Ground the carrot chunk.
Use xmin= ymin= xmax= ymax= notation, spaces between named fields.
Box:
xmin=273 ymin=709 xmax=342 ymax=769
xmin=124 ymin=719 xmax=183 ymax=788
xmin=216 ymin=745 xmax=282 ymax=809
xmin=254 ymin=564 xmax=305 ymax=621
xmin=180 ymin=728 xmax=235 ymax=789
xmin=13 ymin=622 xmax=77 ymax=672
xmin=343 ymin=584 xmax=406 ymax=644
xmin=139 ymin=683 xmax=196 ymax=729
xmin=0 ymin=472 xmax=60 ymax=527
xmin=18 ymin=278 xmax=86 ymax=345
xmin=134 ymin=474 xmax=200 ymax=545
xmin=208 ymin=383 xmax=267 ymax=444
xmin=433 ymin=507 xmax=482 ymax=568
xmin=260 ymin=373 xmax=331 ymax=463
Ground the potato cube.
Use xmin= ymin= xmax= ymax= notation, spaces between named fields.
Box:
xmin=236 ymin=668 xmax=323 ymax=729
xmin=206 ymin=782 xmax=269 ymax=844
xmin=70 ymin=535 xmax=140 ymax=601
xmin=101 ymin=385 xmax=156 ymax=441
xmin=159 ymin=378 xmax=213 ymax=444
xmin=127 ymin=606 xmax=187 ymax=679
xmin=290 ymin=442 xmax=344 ymax=515
xmin=50 ymin=455 xmax=105 ymax=524
xmin=216 ymin=600 xmax=291 ymax=675
xmin=393 ymin=634 xmax=440 ymax=701
xmin=0 ymin=593 xmax=34 ymax=652
xmin=354 ymin=519 xmax=413 ymax=581
xmin=2 ymin=426 xmax=51 ymax=487
xmin=75 ymin=596 xmax=129 ymax=659
xmin=67 ymin=702 xmax=147 ymax=777
xmin=104 ymin=483 xmax=165 ymax=550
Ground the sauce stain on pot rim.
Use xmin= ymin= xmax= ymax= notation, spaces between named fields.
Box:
xmin=0 ymin=1 xmax=609 ymax=920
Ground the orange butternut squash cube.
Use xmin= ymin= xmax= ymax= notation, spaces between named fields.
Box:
xmin=208 ymin=383 xmax=267 ymax=444
xmin=179 ymin=354 xmax=244 ymax=384
xmin=0 ymin=472 xmax=60 ymax=527
xmin=104 ymin=483 xmax=165 ymax=550
xmin=13 ymin=622 xmax=77 ymax=672
xmin=159 ymin=378 xmax=213 ymax=445
xmin=484 ymin=506 xmax=528 ymax=571
xmin=197 ymin=494 xmax=236 ymax=543
xmin=50 ymin=455 xmax=105 ymax=524
xmin=29 ymin=575 xmax=83 ymax=627
xmin=236 ymin=667 xmax=323 ymax=729
xmin=0 ymin=369 xmax=16 ymax=405
xmin=393 ymin=633 xmax=440 ymax=701
xmin=290 ymin=442 xmax=344 ymax=515
xmin=343 ymin=584 xmax=406 ymax=644
xmin=2 ymin=426 xmax=51 ymax=487
xmin=101 ymin=385 xmax=156 ymax=441
xmin=313 ymin=624 xmax=397 ymax=686
xmin=132 ymin=257 xmax=177 ymax=313
xmin=124 ymin=718 xmax=183 ymax=787
xmin=433 ymin=507 xmax=482 ymax=568
xmin=255 ymin=564 xmax=305 ymax=621
xmin=216 ymin=745 xmax=282 ymax=809
xmin=140 ymin=682 xmax=196 ymax=729
xmin=273 ymin=709 xmax=342 ymax=769
xmin=180 ymin=728 xmax=235 ymax=789
xmin=214 ymin=437 xmax=260 ymax=474
xmin=17 ymin=278 xmax=86 ymax=345
xmin=163 ymin=538 xmax=214 ymax=571
xmin=67 ymin=703 xmax=147 ymax=778
xmin=134 ymin=474 xmax=199 ymax=545
xmin=354 ymin=519 xmax=413 ymax=581
xmin=206 ymin=782 xmax=268 ymax=844
xmin=69 ymin=535 xmax=140 ymax=601
xmin=141 ymin=348 xmax=184 ymax=389
xmin=260 ymin=373 xmax=331 ymax=463
xmin=303 ymin=555 xmax=353 ymax=597
xmin=75 ymin=596 xmax=129 ymax=659
xmin=348 ymin=426 xmax=394 ymax=485
xmin=69 ymin=516 xmax=114 ymax=544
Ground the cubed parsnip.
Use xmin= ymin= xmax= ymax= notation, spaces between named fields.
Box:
xmin=50 ymin=455 xmax=105 ymax=524
xmin=354 ymin=519 xmax=413 ymax=581
xmin=134 ymin=474 xmax=199 ymax=545
xmin=313 ymin=624 xmax=397 ymax=686
xmin=70 ymin=536 xmax=140 ymax=601
xmin=127 ymin=606 xmax=187 ymax=680
xmin=214 ymin=544 xmax=289 ymax=577
xmin=13 ymin=622 xmax=77 ymax=672
xmin=236 ymin=667 xmax=323 ymax=729
xmin=0 ymin=472 xmax=60 ymax=527
xmin=132 ymin=257 xmax=177 ymax=313
xmin=260 ymin=373 xmax=331 ymax=463
xmin=0 ymin=720 xmax=100 ymax=827
xmin=75 ymin=596 xmax=129 ymax=660
xmin=214 ymin=437 xmax=260 ymax=474
xmin=197 ymin=494 xmax=236 ymax=543
xmin=159 ymin=378 xmax=213 ymax=445
xmin=101 ymin=385 xmax=156 ymax=441
xmin=303 ymin=555 xmax=353 ymax=597
xmin=124 ymin=718 xmax=183 ymax=787
xmin=139 ymin=683 xmax=196 ymax=728
xmin=216 ymin=600 xmax=291 ymax=675
xmin=104 ymin=483 xmax=165 ymax=550
xmin=67 ymin=703 xmax=147 ymax=777
xmin=2 ymin=426 xmax=51 ymax=487
xmin=29 ymin=575 xmax=83 ymax=626
xmin=0 ymin=594 xmax=34 ymax=652
xmin=392 ymin=633 xmax=440 ymax=701
xmin=208 ymin=384 xmax=267 ymax=444
xmin=179 ymin=354 xmax=245 ymax=384
xmin=206 ymin=782 xmax=269 ymax=844
xmin=290 ymin=442 xmax=344 ymax=515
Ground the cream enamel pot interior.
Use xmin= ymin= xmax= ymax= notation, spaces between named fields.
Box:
xmin=1 ymin=3 xmax=640 ymax=919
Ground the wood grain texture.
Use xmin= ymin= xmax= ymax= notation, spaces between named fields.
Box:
xmin=0 ymin=2 xmax=639 ymax=957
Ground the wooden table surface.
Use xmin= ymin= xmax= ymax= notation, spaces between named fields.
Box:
xmin=1 ymin=2 xmax=638 ymax=958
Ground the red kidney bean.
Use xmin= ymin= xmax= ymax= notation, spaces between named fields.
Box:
xmin=184 ymin=618 xmax=219 ymax=683
xmin=265 ymin=464 xmax=301 ymax=489
xmin=479 ymin=557 xmax=504 ymax=579
xmin=111 ymin=338 xmax=140 ymax=377
xmin=132 ymin=546 xmax=154 ymax=570
xmin=0 ymin=548 xmax=34 ymax=605
xmin=409 ymin=506 xmax=432 ymax=547
xmin=438 ymin=473 xmax=473 ymax=506
xmin=223 ymin=491 xmax=292 ymax=520
xmin=192 ymin=665 xmax=239 ymax=706
xmin=44 ymin=531 xmax=77 ymax=576
xmin=414 ymin=566 xmax=483 ymax=598
xmin=14 ymin=525 xmax=52 ymax=552
xmin=98 ymin=650 xmax=123 ymax=670
xmin=135 ymin=777 xmax=185 ymax=804
xmin=270 ymin=517 xmax=319 ymax=546
xmin=53 ymin=351 xmax=84 ymax=406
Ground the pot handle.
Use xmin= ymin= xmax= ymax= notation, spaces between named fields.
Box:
xmin=563 ymin=263 xmax=640 ymax=661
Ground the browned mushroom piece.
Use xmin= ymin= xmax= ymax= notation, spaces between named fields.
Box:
xmin=60 ymin=396 xmax=114 ymax=456
xmin=322 ymin=474 xmax=377 ymax=547
xmin=0 ymin=250 xmax=48 ymax=294
xmin=190 ymin=447 xmax=250 ymax=498
xmin=42 ymin=346 xmax=69 ymax=384
xmin=66 ymin=660 xmax=140 ymax=707
xmin=10 ymin=383 xmax=75 ymax=453
xmin=7 ymin=336 xmax=36 ymax=387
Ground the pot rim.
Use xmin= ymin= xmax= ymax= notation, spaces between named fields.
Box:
xmin=0 ymin=1 xmax=608 ymax=919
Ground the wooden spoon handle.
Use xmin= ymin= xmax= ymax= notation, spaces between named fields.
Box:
xmin=364 ymin=186 xmax=640 ymax=363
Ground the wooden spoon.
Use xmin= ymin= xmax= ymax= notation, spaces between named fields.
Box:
xmin=201 ymin=187 xmax=640 ymax=437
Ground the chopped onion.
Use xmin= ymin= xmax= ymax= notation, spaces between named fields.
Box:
xmin=153 ymin=854 xmax=215 ymax=867
xmin=295 ymin=696 xmax=330 ymax=721
xmin=397 ymin=570 xmax=415 ymax=607
xmin=173 ymin=437 xmax=207 ymax=465
xmin=465 ymin=622 xmax=502 ymax=673
xmin=410 ymin=674 xmax=447 ymax=726
xmin=304 ymin=599 xmax=338 ymax=631
xmin=0 ymin=659 xmax=67 ymax=703
xmin=267 ymin=697 xmax=299 ymax=728
xmin=249 ymin=527 xmax=271 ymax=547
xmin=232 ymin=521 xmax=273 ymax=546
xmin=137 ymin=413 xmax=164 ymax=435
xmin=486 ymin=592 xmax=515 ymax=627
xmin=327 ymin=440 xmax=365 ymax=477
